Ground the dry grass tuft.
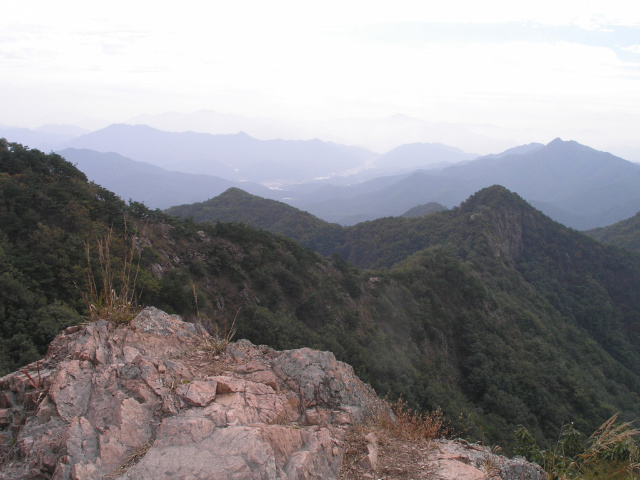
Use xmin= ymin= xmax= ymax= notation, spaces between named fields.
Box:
xmin=202 ymin=308 xmax=240 ymax=355
xmin=375 ymin=397 xmax=453 ymax=444
xmin=81 ymin=227 xmax=141 ymax=324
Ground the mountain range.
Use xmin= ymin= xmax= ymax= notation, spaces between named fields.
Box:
xmin=2 ymin=123 xmax=640 ymax=229
xmin=56 ymin=148 xmax=280 ymax=209
xmin=281 ymin=138 xmax=640 ymax=228
xmin=126 ymin=109 xmax=526 ymax=154
xmin=58 ymin=124 xmax=377 ymax=184
xmin=4 ymin=139 xmax=640 ymax=452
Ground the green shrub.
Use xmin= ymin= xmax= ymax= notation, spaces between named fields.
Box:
xmin=515 ymin=414 xmax=640 ymax=479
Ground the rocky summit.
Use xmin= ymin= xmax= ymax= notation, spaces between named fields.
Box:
xmin=0 ymin=308 xmax=543 ymax=479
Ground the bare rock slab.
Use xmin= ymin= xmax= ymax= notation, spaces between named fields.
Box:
xmin=0 ymin=307 xmax=379 ymax=480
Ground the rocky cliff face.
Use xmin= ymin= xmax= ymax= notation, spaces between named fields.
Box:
xmin=0 ymin=307 xmax=543 ymax=480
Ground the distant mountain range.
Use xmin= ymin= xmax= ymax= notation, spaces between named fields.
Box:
xmin=57 ymin=124 xmax=377 ymax=184
xmin=57 ymin=149 xmax=281 ymax=209
xmin=282 ymin=138 xmax=640 ymax=229
xmin=0 ymin=125 xmax=88 ymax=152
xmin=59 ymin=135 xmax=640 ymax=229
xmin=2 ymin=123 xmax=640 ymax=230
xmin=127 ymin=109 xmax=524 ymax=154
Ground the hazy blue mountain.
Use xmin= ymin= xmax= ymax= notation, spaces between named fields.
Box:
xmin=50 ymin=130 xmax=640 ymax=229
xmin=58 ymin=124 xmax=377 ymax=184
xmin=126 ymin=110 xmax=524 ymax=155
xmin=372 ymin=142 xmax=478 ymax=172
xmin=479 ymin=142 xmax=544 ymax=159
xmin=0 ymin=125 xmax=85 ymax=152
xmin=58 ymin=148 xmax=279 ymax=209
xmin=288 ymin=139 xmax=640 ymax=229
xmin=439 ymin=138 xmax=640 ymax=229
xmin=288 ymin=170 xmax=472 ymax=225
xmin=127 ymin=109 xmax=291 ymax=141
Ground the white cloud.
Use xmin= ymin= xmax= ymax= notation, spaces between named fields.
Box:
xmin=1 ymin=0 xmax=640 ymax=155
xmin=622 ymin=45 xmax=640 ymax=54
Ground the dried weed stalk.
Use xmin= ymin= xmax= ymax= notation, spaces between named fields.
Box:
xmin=81 ymin=227 xmax=141 ymax=324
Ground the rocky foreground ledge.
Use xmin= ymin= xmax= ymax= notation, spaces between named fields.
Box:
xmin=0 ymin=307 xmax=543 ymax=479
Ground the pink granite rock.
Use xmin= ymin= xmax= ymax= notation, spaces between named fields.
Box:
xmin=0 ymin=308 xmax=378 ymax=480
xmin=175 ymin=380 xmax=218 ymax=407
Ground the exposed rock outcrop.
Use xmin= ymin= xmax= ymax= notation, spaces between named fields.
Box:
xmin=0 ymin=307 xmax=544 ymax=480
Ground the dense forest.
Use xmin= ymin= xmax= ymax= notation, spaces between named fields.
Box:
xmin=3 ymin=140 xmax=640 ymax=453
xmin=586 ymin=212 xmax=640 ymax=254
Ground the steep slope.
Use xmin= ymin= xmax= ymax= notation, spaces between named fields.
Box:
xmin=358 ymin=187 xmax=640 ymax=447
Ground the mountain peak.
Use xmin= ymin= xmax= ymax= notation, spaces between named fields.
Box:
xmin=545 ymin=137 xmax=584 ymax=151
xmin=458 ymin=185 xmax=528 ymax=213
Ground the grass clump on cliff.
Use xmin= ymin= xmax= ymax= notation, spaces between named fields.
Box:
xmin=515 ymin=413 xmax=640 ymax=479
xmin=82 ymin=228 xmax=141 ymax=324
xmin=375 ymin=397 xmax=452 ymax=443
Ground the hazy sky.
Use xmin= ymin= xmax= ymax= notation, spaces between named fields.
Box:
xmin=3 ymin=1 xmax=640 ymax=155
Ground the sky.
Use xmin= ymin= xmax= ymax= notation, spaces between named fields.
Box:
xmin=2 ymin=1 xmax=640 ymax=157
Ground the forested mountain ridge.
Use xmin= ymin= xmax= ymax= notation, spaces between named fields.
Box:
xmin=166 ymin=187 xmax=345 ymax=256
xmin=3 ymin=140 xmax=640 ymax=453
xmin=585 ymin=211 xmax=640 ymax=254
